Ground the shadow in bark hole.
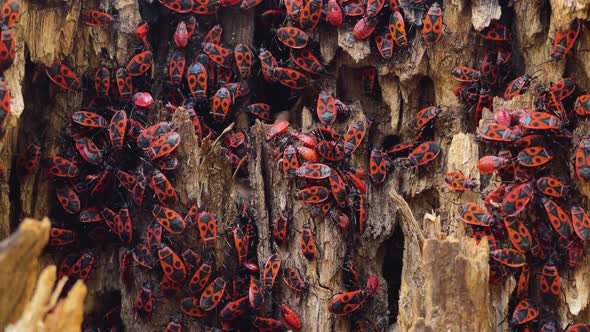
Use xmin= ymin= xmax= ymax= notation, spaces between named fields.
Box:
xmin=382 ymin=223 xmax=404 ymax=325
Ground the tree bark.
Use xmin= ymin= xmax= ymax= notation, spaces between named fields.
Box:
xmin=1 ymin=0 xmax=590 ymax=331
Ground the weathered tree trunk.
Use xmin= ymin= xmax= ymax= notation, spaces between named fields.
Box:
xmin=1 ymin=0 xmax=590 ymax=331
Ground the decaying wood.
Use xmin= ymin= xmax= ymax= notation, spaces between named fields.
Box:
xmin=1 ymin=0 xmax=590 ymax=331
xmin=0 ymin=218 xmax=50 ymax=328
xmin=0 ymin=218 xmax=86 ymax=332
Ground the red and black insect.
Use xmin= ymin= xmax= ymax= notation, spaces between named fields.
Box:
xmin=262 ymin=253 xmax=281 ymax=290
xmin=291 ymin=48 xmax=324 ymax=74
xmin=94 ymin=67 xmax=110 ymax=96
xmin=551 ymin=19 xmax=580 ymax=61
xmin=477 ymin=155 xmax=510 ymax=174
xmin=253 ymin=317 xmax=284 ymax=331
xmin=458 ymin=202 xmax=492 ymax=226
xmin=188 ymin=262 xmax=212 ymax=294
xmin=273 ymin=210 xmax=290 ymax=245
xmin=219 ymin=295 xmax=249 ymax=321
xmin=504 ymin=74 xmax=534 ymax=100
xmin=46 ymin=62 xmax=81 ymax=91
xmin=479 ymin=22 xmax=510 ymax=41
xmin=296 ymin=163 xmax=332 ymax=179
xmin=478 ymin=123 xmax=518 ymax=142
xmin=197 ymin=210 xmax=217 ymax=249
xmin=135 ymin=283 xmax=153 ymax=319
xmin=246 ymin=103 xmax=271 ymax=121
xmin=266 ymin=121 xmax=289 ymax=141
xmin=169 ymin=51 xmax=186 ymax=85
xmin=374 ymin=23 xmax=394 ymax=60
xmin=126 ymin=51 xmax=153 ymax=76
xmin=152 ymin=205 xmax=186 ymax=234
xmin=445 ymin=171 xmax=476 ymax=191
xmin=422 ymin=3 xmax=443 ymax=45
xmin=540 ymin=260 xmax=561 ymax=304
xmin=249 ymin=275 xmax=264 ymax=309
xmin=115 ymin=68 xmax=133 ymax=98
xmin=516 ymin=146 xmax=552 ymax=167
xmin=181 ymin=248 xmax=201 ymax=274
xmin=15 ymin=143 xmax=40 ymax=177
xmin=519 ymin=111 xmax=561 ymax=130
xmin=398 ymin=141 xmax=441 ymax=168
xmin=234 ymin=43 xmax=252 ymax=79
xmin=0 ymin=78 xmax=8 ymax=138
xmin=342 ymin=0 xmax=365 ymax=16
xmin=566 ymin=324 xmax=590 ymax=332
xmin=295 ymin=185 xmax=329 ymax=203
xmin=71 ymin=111 xmax=108 ymax=128
xmin=369 ymin=148 xmax=387 ymax=184
xmin=116 ymin=208 xmax=133 ymax=245
xmin=280 ymin=304 xmax=303 ymax=330
xmin=202 ymin=42 xmax=233 ymax=68
xmin=232 ymin=227 xmax=248 ymax=264
xmin=0 ymin=25 xmax=15 ymax=72
xmin=109 ymin=110 xmax=128 ymax=149
xmin=328 ymin=288 xmax=369 ymax=316
xmin=389 ymin=10 xmax=408 ymax=47
xmin=164 ymin=318 xmax=182 ymax=332
xmin=150 ymin=170 xmax=178 ymax=207
xmin=316 ymin=91 xmax=337 ymax=125
xmin=353 ymin=15 xmax=377 ymax=40
xmin=326 ymin=0 xmax=343 ymax=26
xmin=451 ymin=66 xmax=480 ymax=83
xmin=174 ymin=20 xmax=188 ymax=48
xmin=180 ymin=296 xmax=208 ymax=317
xmin=543 ymin=198 xmax=572 ymax=239
xmin=276 ymin=26 xmax=309 ymax=49
xmin=146 ymin=222 xmax=162 ymax=250
xmin=300 ymin=224 xmax=316 ymax=260
xmin=158 ymin=244 xmax=187 ymax=283
xmin=1 ymin=0 xmax=20 ymax=27
xmin=81 ymin=10 xmax=113 ymax=26
xmin=504 ymin=217 xmax=531 ymax=253
xmin=69 ymin=251 xmax=95 ymax=281
xmin=41 ymin=156 xmax=79 ymax=177
xmin=131 ymin=242 xmax=155 ymax=269
xmin=516 ymin=264 xmax=530 ymax=299
xmin=490 ymin=248 xmax=526 ymax=267
xmin=185 ymin=62 xmax=207 ymax=100
xmin=502 ymin=183 xmax=533 ymax=216
xmin=571 ymin=206 xmax=590 ymax=241
xmin=271 ymin=66 xmax=308 ymax=90
xmin=576 ymin=138 xmax=590 ymax=181
xmin=343 ymin=121 xmax=367 ymax=155
xmin=200 ymin=276 xmax=226 ymax=311
xmin=416 ymin=106 xmax=442 ymax=131
xmin=574 ymin=94 xmax=590 ymax=116
xmin=49 ymin=227 xmax=76 ymax=246
xmin=299 ymin=0 xmax=322 ymax=29
xmin=510 ymin=298 xmax=538 ymax=325
xmin=145 ymin=131 xmax=181 ymax=160
xmin=283 ymin=266 xmax=307 ymax=292
xmin=211 ymin=87 xmax=233 ymax=122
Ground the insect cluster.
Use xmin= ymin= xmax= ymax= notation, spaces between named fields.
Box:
xmin=4 ymin=0 xmax=590 ymax=328
xmin=19 ymin=0 xmax=410 ymax=327
xmin=0 ymin=0 xmax=19 ymax=154
xmin=448 ymin=17 xmax=590 ymax=332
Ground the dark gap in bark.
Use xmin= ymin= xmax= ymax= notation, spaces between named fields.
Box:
xmin=382 ymin=222 xmax=404 ymax=325
xmin=250 ymin=7 xmax=301 ymax=122
xmin=82 ymin=290 xmax=123 ymax=331
xmin=381 ymin=135 xmax=402 ymax=151
xmin=9 ymin=52 xmax=51 ymax=230
xmin=409 ymin=189 xmax=440 ymax=222
xmin=417 ymin=76 xmax=435 ymax=107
